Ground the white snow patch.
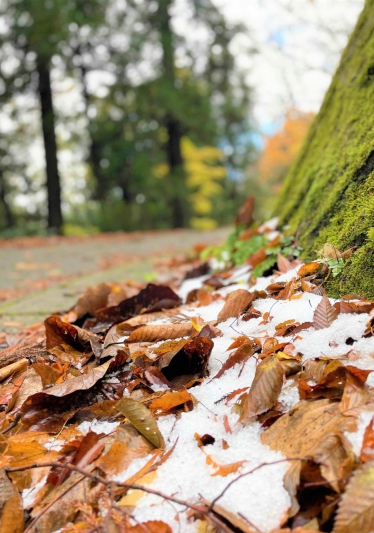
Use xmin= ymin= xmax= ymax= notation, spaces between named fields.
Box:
xmin=22 ymin=476 xmax=48 ymax=509
xmin=77 ymin=420 xmax=119 ymax=435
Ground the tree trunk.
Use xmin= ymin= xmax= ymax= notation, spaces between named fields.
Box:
xmin=276 ymin=0 xmax=374 ymax=297
xmin=36 ymin=56 xmax=63 ymax=234
xmin=0 ymin=168 xmax=14 ymax=228
xmin=158 ymin=0 xmax=187 ymax=228
xmin=79 ymin=60 xmax=108 ymax=201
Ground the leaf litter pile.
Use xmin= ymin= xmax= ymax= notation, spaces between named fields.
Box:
xmin=1 ymin=204 xmax=374 ymax=533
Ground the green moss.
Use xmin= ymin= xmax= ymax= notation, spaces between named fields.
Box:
xmin=276 ymin=0 xmax=374 ymax=297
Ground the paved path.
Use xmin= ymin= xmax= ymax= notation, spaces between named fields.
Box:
xmin=0 ymin=228 xmax=228 ymax=332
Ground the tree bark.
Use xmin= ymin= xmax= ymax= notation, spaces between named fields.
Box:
xmin=276 ymin=0 xmax=374 ymax=297
xmin=0 ymin=168 xmax=14 ymax=228
xmin=36 ymin=56 xmax=63 ymax=233
xmin=79 ymin=59 xmax=108 ymax=201
xmin=157 ymin=0 xmax=187 ymax=228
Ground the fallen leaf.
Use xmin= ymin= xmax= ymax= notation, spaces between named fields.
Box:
xmin=333 ymin=460 xmax=374 ymax=533
xmin=234 ymin=356 xmax=285 ymax=423
xmin=159 ymin=337 xmax=213 ymax=382
xmin=236 ymin=196 xmax=255 ymax=228
xmin=126 ymin=521 xmax=172 ymax=533
xmin=44 ymin=316 xmax=80 ymax=350
xmin=116 ymin=397 xmax=164 ymax=448
xmin=149 ymin=390 xmax=192 ymax=415
xmin=313 ymin=293 xmax=338 ymax=329
xmin=361 ymin=418 xmax=374 ymax=463
xmin=212 ymin=342 xmax=256 ymax=380
xmin=217 ymin=289 xmax=254 ymax=323
xmin=262 ymin=399 xmax=357 ymax=515
xmin=297 ymin=262 xmax=321 ymax=277
xmin=128 ymin=323 xmax=193 ymax=343
xmin=0 ymin=493 xmax=24 ymax=533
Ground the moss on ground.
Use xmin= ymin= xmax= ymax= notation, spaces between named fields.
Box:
xmin=276 ymin=0 xmax=374 ymax=297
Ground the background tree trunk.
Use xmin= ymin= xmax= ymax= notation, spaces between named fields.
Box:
xmin=36 ymin=56 xmax=63 ymax=234
xmin=158 ymin=0 xmax=187 ymax=228
xmin=276 ymin=0 xmax=374 ymax=297
xmin=0 ymin=168 xmax=14 ymax=228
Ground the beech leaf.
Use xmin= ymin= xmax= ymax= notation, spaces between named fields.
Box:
xmin=217 ymin=289 xmax=254 ymax=323
xmin=313 ymin=293 xmax=338 ymax=329
xmin=149 ymin=390 xmax=192 ymax=415
xmin=127 ymin=323 xmax=193 ymax=342
xmin=126 ymin=521 xmax=172 ymax=533
xmin=333 ymin=460 xmax=374 ymax=533
xmin=116 ymin=397 xmax=165 ymax=448
xmin=234 ymin=356 xmax=285 ymax=423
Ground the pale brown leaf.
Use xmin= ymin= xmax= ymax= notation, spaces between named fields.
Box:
xmin=333 ymin=460 xmax=374 ymax=533
xmin=217 ymin=289 xmax=254 ymax=324
xmin=0 ymin=493 xmax=24 ymax=533
xmin=313 ymin=293 xmax=338 ymax=329
xmin=0 ymin=358 xmax=28 ymax=382
xmin=127 ymin=323 xmax=193 ymax=343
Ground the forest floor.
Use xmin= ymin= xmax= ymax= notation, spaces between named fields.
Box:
xmin=1 ymin=220 xmax=374 ymax=533
xmin=0 ymin=227 xmax=228 ymax=334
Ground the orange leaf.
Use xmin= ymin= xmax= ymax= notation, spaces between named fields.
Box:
xmin=297 ymin=262 xmax=321 ymax=277
xmin=361 ymin=418 xmax=374 ymax=463
xmin=223 ymin=415 xmax=232 ymax=434
xmin=127 ymin=521 xmax=172 ymax=533
xmin=149 ymin=390 xmax=192 ymax=415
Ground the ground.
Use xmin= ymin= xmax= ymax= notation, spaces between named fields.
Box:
xmin=0 ymin=227 xmax=228 ymax=334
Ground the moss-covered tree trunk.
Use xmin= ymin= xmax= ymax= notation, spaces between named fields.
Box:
xmin=276 ymin=0 xmax=374 ymax=297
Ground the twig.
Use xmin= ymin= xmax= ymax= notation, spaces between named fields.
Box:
xmin=5 ymin=459 xmax=303 ymax=533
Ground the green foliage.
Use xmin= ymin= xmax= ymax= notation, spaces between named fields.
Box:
xmin=201 ymin=225 xmax=266 ymax=267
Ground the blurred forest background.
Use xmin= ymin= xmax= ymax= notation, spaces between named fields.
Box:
xmin=0 ymin=0 xmax=364 ymax=237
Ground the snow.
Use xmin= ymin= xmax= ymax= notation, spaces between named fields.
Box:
xmin=22 ymin=476 xmax=48 ymax=509
xmin=77 ymin=420 xmax=119 ymax=435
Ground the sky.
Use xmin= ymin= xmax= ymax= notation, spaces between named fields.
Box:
xmin=210 ymin=0 xmax=364 ymax=132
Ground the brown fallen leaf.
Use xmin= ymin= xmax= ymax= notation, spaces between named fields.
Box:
xmin=217 ymin=289 xmax=254 ymax=324
xmin=333 ymin=460 xmax=374 ymax=533
xmin=234 ymin=356 xmax=285 ymax=423
xmin=340 ymin=300 xmax=374 ymax=314
xmin=262 ymin=399 xmax=357 ymax=516
xmin=361 ymin=418 xmax=374 ymax=463
xmin=236 ymin=196 xmax=255 ymax=228
xmin=44 ymin=316 xmax=80 ymax=350
xmin=212 ymin=342 xmax=256 ymax=380
xmin=0 ymin=493 xmax=24 ymax=533
xmin=313 ymin=292 xmax=338 ymax=329
xmin=128 ymin=323 xmax=193 ymax=343
xmin=159 ymin=336 xmax=213 ymax=383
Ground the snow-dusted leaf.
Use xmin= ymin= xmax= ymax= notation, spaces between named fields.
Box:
xmin=212 ymin=342 xmax=256 ymax=380
xmin=127 ymin=323 xmax=192 ymax=342
xmin=217 ymin=289 xmax=254 ymax=323
xmin=333 ymin=461 xmax=374 ymax=533
xmin=234 ymin=356 xmax=285 ymax=423
xmin=116 ymin=398 xmax=164 ymax=448
xmin=313 ymin=293 xmax=338 ymax=329
xmin=340 ymin=300 xmax=374 ymax=314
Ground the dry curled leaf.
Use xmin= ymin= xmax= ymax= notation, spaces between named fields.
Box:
xmin=217 ymin=289 xmax=254 ymax=323
xmin=333 ymin=460 xmax=374 ymax=533
xmin=297 ymin=262 xmax=321 ymax=277
xmin=116 ymin=397 xmax=165 ymax=448
xmin=127 ymin=323 xmax=193 ymax=343
xmin=262 ymin=399 xmax=357 ymax=516
xmin=234 ymin=356 xmax=285 ymax=423
xmin=313 ymin=293 xmax=338 ymax=329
